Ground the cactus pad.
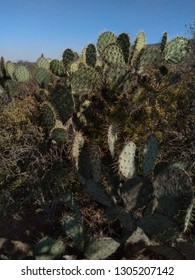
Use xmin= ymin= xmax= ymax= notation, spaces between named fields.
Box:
xmin=85 ymin=237 xmax=120 ymax=259
xmin=118 ymin=141 xmax=136 ymax=179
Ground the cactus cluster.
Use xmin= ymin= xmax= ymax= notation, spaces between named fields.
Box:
xmin=1 ymin=29 xmax=194 ymax=260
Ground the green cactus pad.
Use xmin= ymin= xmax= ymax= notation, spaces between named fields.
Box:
xmin=97 ymin=31 xmax=117 ymax=54
xmin=134 ymin=31 xmax=146 ymax=52
xmin=0 ymin=56 xmax=6 ymax=78
xmin=40 ymin=102 xmax=56 ymax=133
xmin=35 ymin=67 xmax=51 ymax=88
xmin=102 ymin=43 xmax=126 ymax=66
xmin=85 ymin=179 xmax=112 ymax=207
xmin=130 ymin=31 xmax=146 ymax=65
xmin=85 ymin=43 xmax=97 ymax=68
xmin=34 ymin=237 xmax=65 ymax=260
xmin=70 ymin=59 xmax=84 ymax=73
xmin=107 ymin=124 xmax=118 ymax=157
xmin=89 ymin=145 xmax=102 ymax=183
xmin=14 ymin=65 xmax=30 ymax=82
xmin=50 ymin=59 xmax=65 ymax=77
xmin=139 ymin=46 xmax=162 ymax=71
xmin=36 ymin=55 xmax=50 ymax=70
xmin=62 ymin=215 xmax=84 ymax=251
xmin=164 ymin=36 xmax=189 ymax=64
xmin=117 ymin=32 xmax=131 ymax=63
xmin=161 ymin=32 xmax=168 ymax=52
xmin=51 ymin=85 xmax=74 ymax=123
xmin=85 ymin=237 xmax=120 ymax=259
xmin=71 ymin=68 xmax=101 ymax=95
xmin=153 ymin=166 xmax=193 ymax=229
xmin=6 ymin=61 xmax=15 ymax=78
xmin=63 ymin=48 xmax=77 ymax=68
xmin=142 ymin=134 xmax=158 ymax=176
xmin=138 ymin=213 xmax=180 ymax=242
xmin=118 ymin=141 xmax=136 ymax=179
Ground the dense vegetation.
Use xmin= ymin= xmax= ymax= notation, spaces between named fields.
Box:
xmin=0 ymin=30 xmax=194 ymax=260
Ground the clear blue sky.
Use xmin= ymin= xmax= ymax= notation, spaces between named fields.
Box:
xmin=1 ymin=0 xmax=195 ymax=62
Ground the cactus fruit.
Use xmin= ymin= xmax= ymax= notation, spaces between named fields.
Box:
xmin=34 ymin=237 xmax=65 ymax=260
xmin=14 ymin=65 xmax=30 ymax=82
xmin=142 ymin=134 xmax=158 ymax=176
xmin=118 ymin=141 xmax=136 ymax=179
xmin=35 ymin=67 xmax=51 ymax=88
xmin=85 ymin=237 xmax=120 ymax=259
xmin=164 ymin=36 xmax=189 ymax=64
xmin=97 ymin=31 xmax=117 ymax=54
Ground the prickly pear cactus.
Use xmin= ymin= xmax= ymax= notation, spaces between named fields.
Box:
xmin=6 ymin=61 xmax=15 ymax=79
xmin=85 ymin=237 xmax=120 ymax=259
xmin=36 ymin=54 xmax=50 ymax=70
xmin=139 ymin=46 xmax=162 ymax=71
xmin=89 ymin=144 xmax=102 ymax=183
xmin=14 ymin=65 xmax=30 ymax=82
xmin=138 ymin=213 xmax=180 ymax=242
xmin=117 ymin=32 xmax=131 ymax=63
xmin=50 ymin=59 xmax=65 ymax=77
xmin=102 ymin=43 xmax=126 ymax=66
xmin=130 ymin=31 xmax=146 ymax=65
xmin=40 ymin=102 xmax=56 ymax=133
xmin=34 ymin=237 xmax=65 ymax=260
xmin=142 ymin=133 xmax=158 ymax=176
xmin=63 ymin=48 xmax=77 ymax=68
xmin=161 ymin=32 xmax=168 ymax=52
xmin=85 ymin=179 xmax=112 ymax=207
xmin=118 ymin=141 xmax=136 ymax=179
xmin=62 ymin=215 xmax=84 ymax=251
xmin=97 ymin=31 xmax=117 ymax=55
xmin=164 ymin=36 xmax=189 ymax=64
xmin=35 ymin=67 xmax=51 ymax=88
xmin=85 ymin=43 xmax=97 ymax=68
xmin=107 ymin=124 xmax=118 ymax=157
xmin=51 ymin=127 xmax=68 ymax=146
xmin=153 ymin=165 xmax=194 ymax=231
xmin=71 ymin=68 xmax=101 ymax=95
xmin=51 ymin=85 xmax=74 ymax=123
